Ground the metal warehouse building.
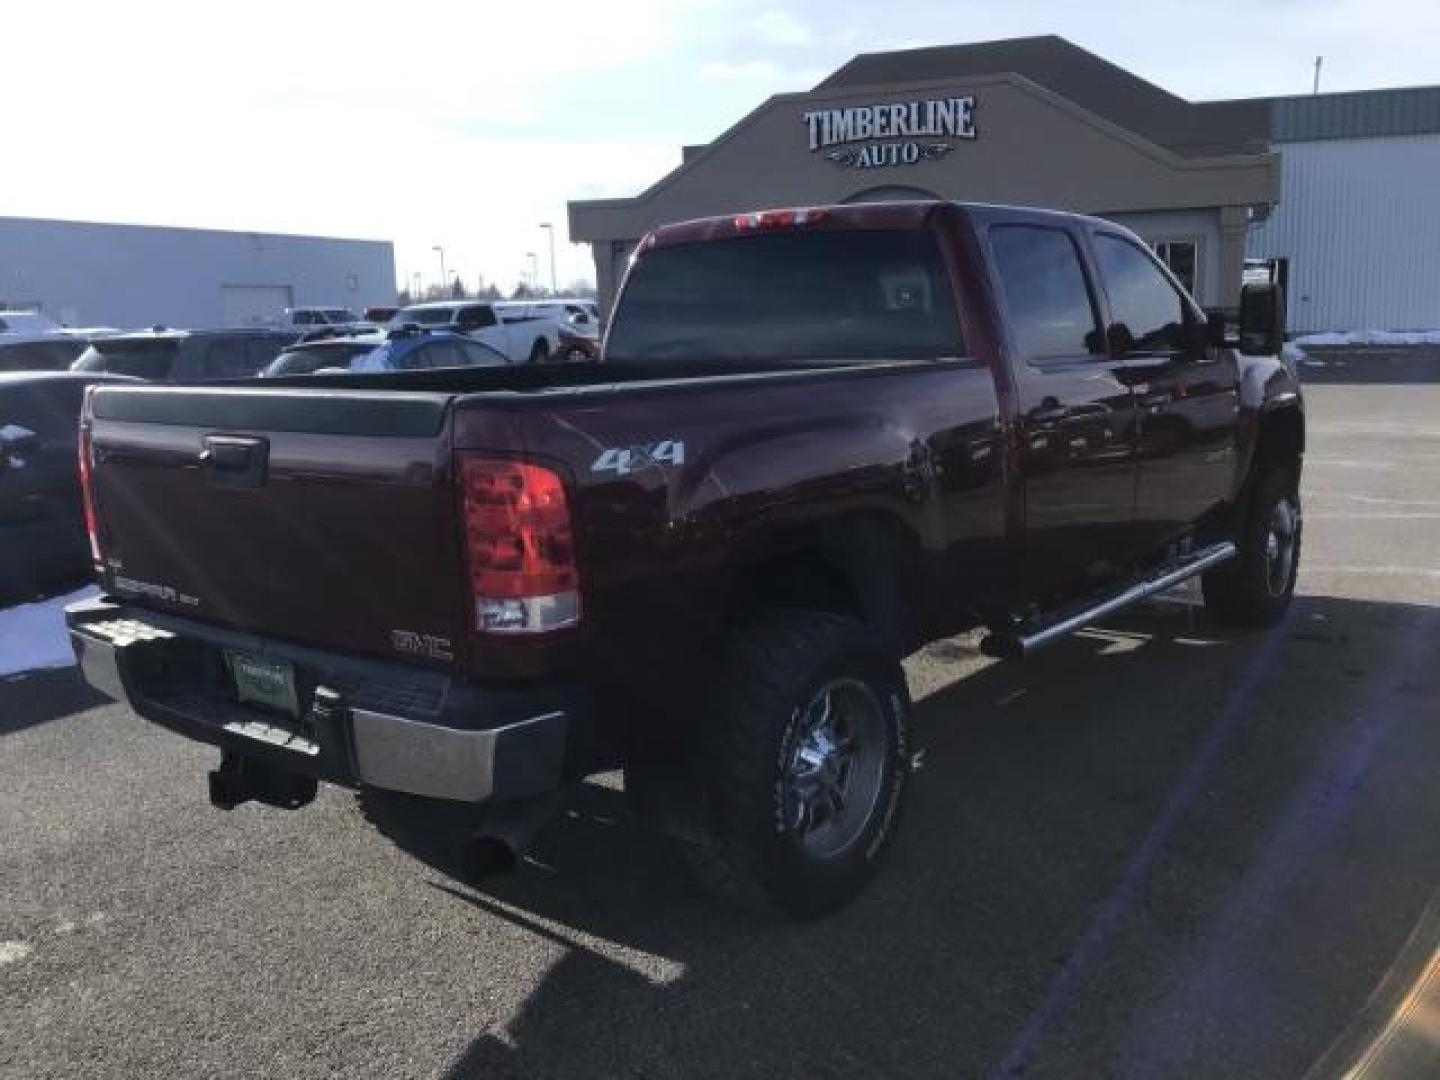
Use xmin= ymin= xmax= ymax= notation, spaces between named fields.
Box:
xmin=570 ymin=36 xmax=1440 ymax=334
xmin=0 ymin=217 xmax=396 ymax=330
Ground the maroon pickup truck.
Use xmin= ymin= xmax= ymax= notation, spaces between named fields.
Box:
xmin=66 ymin=202 xmax=1303 ymax=916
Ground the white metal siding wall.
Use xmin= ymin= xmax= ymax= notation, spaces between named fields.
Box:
xmin=0 ymin=218 xmax=396 ymax=330
xmin=1249 ymin=135 xmax=1440 ymax=333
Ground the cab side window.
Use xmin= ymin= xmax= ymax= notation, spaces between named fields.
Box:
xmin=458 ymin=306 xmax=497 ymax=330
xmin=1094 ymin=234 xmax=1189 ymax=354
xmin=990 ymin=224 xmax=1102 ymax=363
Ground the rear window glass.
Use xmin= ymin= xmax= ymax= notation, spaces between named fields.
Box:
xmin=265 ymin=343 xmax=384 ymax=376
xmin=0 ymin=340 xmax=85 ymax=372
xmin=395 ymin=307 xmax=457 ymax=326
xmin=605 ymin=230 xmax=964 ymax=365
xmin=73 ymin=341 xmax=179 ymax=378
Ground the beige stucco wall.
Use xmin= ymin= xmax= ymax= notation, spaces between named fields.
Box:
xmin=572 ymin=72 xmax=1278 ymax=312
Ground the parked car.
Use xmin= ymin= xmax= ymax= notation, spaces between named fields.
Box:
xmin=67 ymin=201 xmax=1302 ymax=917
xmin=555 ymin=327 xmax=599 ymax=363
xmin=390 ymin=300 xmax=565 ymax=363
xmin=260 ymin=328 xmax=508 ymax=377
xmin=286 ymin=306 xmax=358 ymax=327
xmin=0 ymin=331 xmax=116 ymax=373
xmin=0 ymin=371 xmax=138 ymax=600
xmin=0 ymin=310 xmax=60 ymax=335
xmin=71 ymin=329 xmax=298 ymax=382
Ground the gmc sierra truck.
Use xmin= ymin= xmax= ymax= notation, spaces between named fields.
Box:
xmin=66 ymin=202 xmax=1303 ymax=917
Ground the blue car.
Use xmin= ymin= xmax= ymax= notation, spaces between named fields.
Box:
xmin=260 ymin=328 xmax=508 ymax=377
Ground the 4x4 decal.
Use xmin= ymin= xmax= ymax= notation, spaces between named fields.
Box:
xmin=591 ymin=440 xmax=685 ymax=476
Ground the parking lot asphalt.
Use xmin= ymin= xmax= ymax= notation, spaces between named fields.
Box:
xmin=4 ymin=366 xmax=1439 ymax=1079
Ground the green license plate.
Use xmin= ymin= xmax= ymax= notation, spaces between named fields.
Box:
xmin=226 ymin=651 xmax=300 ymax=718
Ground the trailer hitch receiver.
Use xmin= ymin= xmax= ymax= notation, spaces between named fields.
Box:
xmin=209 ymin=750 xmax=318 ymax=811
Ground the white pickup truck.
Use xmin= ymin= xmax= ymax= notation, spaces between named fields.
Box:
xmin=390 ymin=300 xmax=566 ymax=364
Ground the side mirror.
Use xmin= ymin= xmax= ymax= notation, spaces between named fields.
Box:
xmin=1239 ymin=283 xmax=1286 ymax=355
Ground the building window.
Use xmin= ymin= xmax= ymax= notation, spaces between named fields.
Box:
xmin=1148 ymin=239 xmax=1199 ymax=297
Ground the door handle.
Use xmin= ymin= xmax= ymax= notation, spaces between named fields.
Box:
xmin=201 ymin=435 xmax=269 ymax=487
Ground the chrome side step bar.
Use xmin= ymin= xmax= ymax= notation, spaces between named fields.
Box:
xmin=980 ymin=541 xmax=1238 ymax=660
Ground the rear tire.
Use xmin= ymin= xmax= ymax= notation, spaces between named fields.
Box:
xmin=1203 ymin=466 xmax=1302 ymax=626
xmin=682 ymin=611 xmax=912 ymax=918
xmin=528 ymin=339 xmax=549 ymax=364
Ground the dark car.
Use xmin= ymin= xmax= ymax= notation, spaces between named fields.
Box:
xmin=0 ymin=371 xmax=138 ymax=600
xmin=67 ymin=201 xmax=1301 ymax=916
xmin=260 ymin=328 xmax=508 ymax=377
xmin=0 ymin=335 xmax=97 ymax=373
xmin=71 ymin=329 xmax=298 ymax=382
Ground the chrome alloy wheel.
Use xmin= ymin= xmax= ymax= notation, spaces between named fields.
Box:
xmin=1265 ymin=496 xmax=1300 ymax=597
xmin=781 ymin=678 xmax=888 ymax=860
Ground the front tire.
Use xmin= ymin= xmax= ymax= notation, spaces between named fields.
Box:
xmin=683 ymin=612 xmax=912 ymax=918
xmin=1203 ymin=466 xmax=1302 ymax=626
xmin=528 ymin=339 xmax=549 ymax=364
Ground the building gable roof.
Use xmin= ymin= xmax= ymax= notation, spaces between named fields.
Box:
xmin=816 ymin=35 xmax=1272 ymax=156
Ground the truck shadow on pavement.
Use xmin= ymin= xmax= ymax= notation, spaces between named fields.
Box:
xmin=0 ymin=666 xmax=108 ymax=735
xmin=370 ymin=594 xmax=1440 ymax=1080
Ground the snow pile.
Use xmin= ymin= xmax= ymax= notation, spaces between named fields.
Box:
xmin=1293 ymin=330 xmax=1440 ymax=347
xmin=0 ymin=585 xmax=97 ymax=679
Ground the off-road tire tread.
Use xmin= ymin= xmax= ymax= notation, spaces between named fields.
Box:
xmin=1203 ymin=466 xmax=1301 ymax=626
xmin=681 ymin=611 xmax=906 ymax=917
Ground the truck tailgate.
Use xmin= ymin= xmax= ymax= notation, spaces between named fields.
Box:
xmin=86 ymin=385 xmax=465 ymax=668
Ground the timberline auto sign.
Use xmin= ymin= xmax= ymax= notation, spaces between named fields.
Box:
xmin=803 ymin=96 xmax=977 ymax=169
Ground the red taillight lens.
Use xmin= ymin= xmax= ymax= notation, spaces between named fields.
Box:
xmin=77 ymin=420 xmax=103 ymax=573
xmin=733 ymin=207 xmax=827 ymax=231
xmin=458 ymin=454 xmax=580 ymax=634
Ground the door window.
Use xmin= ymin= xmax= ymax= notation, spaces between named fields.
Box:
xmin=424 ymin=342 xmax=466 ymax=368
xmin=459 ymin=341 xmax=507 ymax=367
xmin=245 ymin=336 xmax=286 ymax=372
xmin=1094 ymin=234 xmax=1189 ymax=354
xmin=200 ymin=337 xmax=252 ymax=378
xmin=458 ymin=305 xmax=497 ymax=330
xmin=989 ymin=225 xmax=1102 ymax=363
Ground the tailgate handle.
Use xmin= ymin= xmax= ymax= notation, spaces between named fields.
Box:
xmin=200 ymin=435 xmax=269 ymax=488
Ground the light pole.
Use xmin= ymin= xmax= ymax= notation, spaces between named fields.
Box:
xmin=526 ymin=252 xmax=538 ymax=293
xmin=538 ymin=222 xmax=557 ymax=294
xmin=411 ymin=271 xmax=422 ymax=301
xmin=432 ymin=245 xmax=446 ymax=292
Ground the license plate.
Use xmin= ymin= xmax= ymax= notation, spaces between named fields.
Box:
xmin=226 ymin=651 xmax=300 ymax=718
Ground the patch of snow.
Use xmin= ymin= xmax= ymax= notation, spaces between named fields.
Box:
xmin=0 ymin=585 xmax=97 ymax=678
xmin=0 ymin=941 xmax=33 ymax=965
xmin=1281 ymin=342 xmax=1309 ymax=367
xmin=1 ymin=423 xmax=36 ymax=443
xmin=1294 ymin=330 xmax=1440 ymax=347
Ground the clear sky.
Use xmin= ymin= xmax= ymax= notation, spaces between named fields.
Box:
xmin=4 ymin=0 xmax=1437 ymax=296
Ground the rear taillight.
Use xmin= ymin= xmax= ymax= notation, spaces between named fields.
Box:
xmin=77 ymin=419 xmax=103 ymax=573
xmin=458 ymin=454 xmax=580 ymax=634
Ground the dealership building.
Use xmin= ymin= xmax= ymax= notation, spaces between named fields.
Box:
xmin=0 ymin=216 xmax=396 ymax=330
xmin=570 ymin=36 xmax=1440 ymax=333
